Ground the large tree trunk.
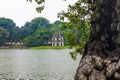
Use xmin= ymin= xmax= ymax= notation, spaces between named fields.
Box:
xmin=75 ymin=0 xmax=120 ymax=80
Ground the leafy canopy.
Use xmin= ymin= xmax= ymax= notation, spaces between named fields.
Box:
xmin=0 ymin=27 xmax=9 ymax=45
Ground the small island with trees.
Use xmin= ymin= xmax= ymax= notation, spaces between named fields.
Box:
xmin=0 ymin=17 xmax=69 ymax=49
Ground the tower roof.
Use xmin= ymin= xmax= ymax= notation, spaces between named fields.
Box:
xmin=53 ymin=31 xmax=63 ymax=38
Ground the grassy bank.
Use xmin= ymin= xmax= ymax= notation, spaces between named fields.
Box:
xmin=0 ymin=46 xmax=73 ymax=49
xmin=0 ymin=46 xmax=27 ymax=49
xmin=30 ymin=46 xmax=71 ymax=49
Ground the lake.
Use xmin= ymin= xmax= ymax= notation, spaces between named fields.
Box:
xmin=0 ymin=49 xmax=81 ymax=80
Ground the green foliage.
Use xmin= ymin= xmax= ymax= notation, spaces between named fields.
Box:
xmin=27 ymin=0 xmax=45 ymax=13
xmin=23 ymin=27 xmax=52 ymax=47
xmin=0 ymin=17 xmax=68 ymax=47
xmin=22 ymin=19 xmax=66 ymax=47
xmin=0 ymin=18 xmax=20 ymax=43
xmin=20 ymin=17 xmax=64 ymax=47
xmin=20 ymin=17 xmax=51 ymax=39
xmin=60 ymin=20 xmax=90 ymax=60
xmin=0 ymin=18 xmax=16 ymax=30
xmin=0 ymin=27 xmax=9 ymax=45
xmin=58 ymin=0 xmax=91 ymax=59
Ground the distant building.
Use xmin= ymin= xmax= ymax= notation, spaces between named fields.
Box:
xmin=51 ymin=31 xmax=64 ymax=46
xmin=5 ymin=42 xmax=24 ymax=46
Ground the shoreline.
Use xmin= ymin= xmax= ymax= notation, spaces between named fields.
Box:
xmin=0 ymin=46 xmax=27 ymax=49
xmin=0 ymin=46 xmax=72 ymax=49
xmin=30 ymin=46 xmax=71 ymax=49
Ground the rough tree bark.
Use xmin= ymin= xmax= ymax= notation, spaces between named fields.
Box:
xmin=75 ymin=0 xmax=120 ymax=80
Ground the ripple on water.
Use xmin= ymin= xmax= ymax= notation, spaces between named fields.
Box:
xmin=0 ymin=49 xmax=81 ymax=80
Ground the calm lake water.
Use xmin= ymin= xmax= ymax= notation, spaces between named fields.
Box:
xmin=0 ymin=49 xmax=81 ymax=80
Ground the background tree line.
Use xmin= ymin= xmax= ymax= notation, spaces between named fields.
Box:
xmin=0 ymin=17 xmax=77 ymax=47
xmin=0 ymin=17 xmax=90 ymax=47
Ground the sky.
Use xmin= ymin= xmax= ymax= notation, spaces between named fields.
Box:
xmin=0 ymin=0 xmax=76 ymax=27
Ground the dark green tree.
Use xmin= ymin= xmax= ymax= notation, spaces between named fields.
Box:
xmin=20 ymin=17 xmax=51 ymax=40
xmin=20 ymin=22 xmax=34 ymax=40
xmin=23 ymin=27 xmax=52 ymax=46
xmin=12 ymin=27 xmax=21 ymax=42
xmin=0 ymin=27 xmax=9 ymax=46
xmin=53 ymin=20 xmax=63 ymax=26
xmin=0 ymin=17 xmax=19 ymax=43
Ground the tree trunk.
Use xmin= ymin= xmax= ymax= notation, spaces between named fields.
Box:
xmin=75 ymin=0 xmax=120 ymax=80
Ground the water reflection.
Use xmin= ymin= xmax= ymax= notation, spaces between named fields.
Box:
xmin=0 ymin=49 xmax=81 ymax=80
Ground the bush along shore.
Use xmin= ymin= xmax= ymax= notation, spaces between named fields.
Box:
xmin=30 ymin=46 xmax=71 ymax=49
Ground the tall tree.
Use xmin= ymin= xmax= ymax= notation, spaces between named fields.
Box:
xmin=74 ymin=0 xmax=120 ymax=80
xmin=0 ymin=27 xmax=9 ymax=46
xmin=0 ymin=18 xmax=19 ymax=42
xmin=20 ymin=17 xmax=51 ymax=40
xmin=23 ymin=27 xmax=52 ymax=46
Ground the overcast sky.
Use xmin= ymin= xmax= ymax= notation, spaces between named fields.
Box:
xmin=0 ymin=0 xmax=76 ymax=27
